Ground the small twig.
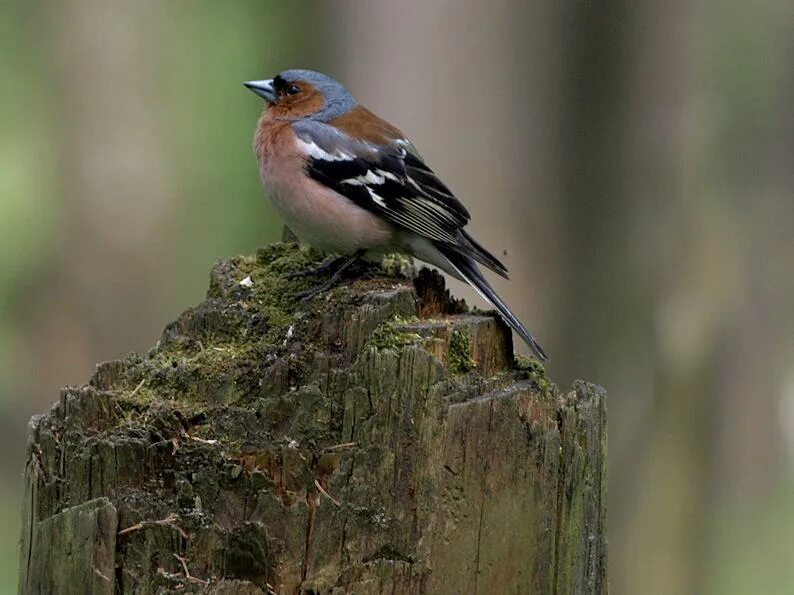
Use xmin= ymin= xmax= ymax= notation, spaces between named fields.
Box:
xmin=324 ymin=441 xmax=358 ymax=452
xmin=92 ymin=566 xmax=111 ymax=582
xmin=128 ymin=378 xmax=146 ymax=398
xmin=314 ymin=479 xmax=341 ymax=507
xmin=118 ymin=522 xmax=144 ymax=536
xmin=187 ymin=435 xmax=219 ymax=445
xmin=173 ymin=554 xmax=209 ymax=586
xmin=118 ymin=513 xmax=188 ymax=540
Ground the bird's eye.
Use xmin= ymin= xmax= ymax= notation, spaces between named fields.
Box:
xmin=286 ymin=84 xmax=300 ymax=96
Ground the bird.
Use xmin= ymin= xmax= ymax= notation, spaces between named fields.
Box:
xmin=244 ymin=69 xmax=547 ymax=361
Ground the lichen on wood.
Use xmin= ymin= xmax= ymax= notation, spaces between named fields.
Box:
xmin=19 ymin=242 xmax=607 ymax=594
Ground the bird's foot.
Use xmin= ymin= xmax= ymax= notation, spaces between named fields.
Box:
xmin=284 ymin=255 xmax=345 ymax=279
xmin=290 ymin=251 xmax=364 ymax=301
xmin=292 ymin=279 xmax=352 ymax=301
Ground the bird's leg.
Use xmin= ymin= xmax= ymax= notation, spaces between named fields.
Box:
xmin=292 ymin=251 xmax=365 ymax=301
xmin=285 ymin=255 xmax=346 ymax=279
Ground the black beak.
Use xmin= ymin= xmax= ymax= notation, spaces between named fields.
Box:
xmin=244 ymin=79 xmax=276 ymax=103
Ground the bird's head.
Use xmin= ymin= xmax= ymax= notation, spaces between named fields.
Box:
xmin=244 ymin=69 xmax=356 ymax=122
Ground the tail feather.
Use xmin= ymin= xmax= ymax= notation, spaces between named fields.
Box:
xmin=437 ymin=244 xmax=548 ymax=361
xmin=458 ymin=230 xmax=510 ymax=279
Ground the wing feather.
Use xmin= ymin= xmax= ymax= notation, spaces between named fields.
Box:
xmin=292 ymin=120 xmax=507 ymax=277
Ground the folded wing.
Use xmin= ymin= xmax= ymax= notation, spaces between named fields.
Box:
xmin=293 ymin=119 xmax=509 ymax=278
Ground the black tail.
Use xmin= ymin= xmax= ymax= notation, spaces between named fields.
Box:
xmin=437 ymin=244 xmax=548 ymax=361
xmin=459 ymin=230 xmax=510 ymax=279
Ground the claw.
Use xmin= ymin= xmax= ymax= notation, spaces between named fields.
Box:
xmin=292 ymin=286 xmax=328 ymax=301
xmin=289 ymin=251 xmax=364 ymax=301
xmin=284 ymin=256 xmax=345 ymax=280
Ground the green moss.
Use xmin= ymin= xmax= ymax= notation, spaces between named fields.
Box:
xmin=85 ymin=244 xmax=335 ymax=417
xmin=26 ymin=240 xmax=601 ymax=592
xmin=380 ymin=252 xmax=415 ymax=278
xmin=82 ymin=243 xmax=413 ymax=459
xmin=89 ymin=242 xmax=549 ymax=451
xmin=448 ymin=328 xmax=476 ymax=375
xmin=513 ymin=354 xmax=552 ymax=394
xmin=370 ymin=317 xmax=422 ymax=350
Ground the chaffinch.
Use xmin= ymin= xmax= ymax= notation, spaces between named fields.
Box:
xmin=244 ymin=69 xmax=547 ymax=361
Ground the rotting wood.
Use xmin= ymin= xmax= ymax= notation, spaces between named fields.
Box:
xmin=19 ymin=242 xmax=607 ymax=594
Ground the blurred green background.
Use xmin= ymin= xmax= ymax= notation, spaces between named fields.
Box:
xmin=1 ymin=1 xmax=792 ymax=593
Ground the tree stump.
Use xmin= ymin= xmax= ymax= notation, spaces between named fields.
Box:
xmin=19 ymin=243 xmax=607 ymax=594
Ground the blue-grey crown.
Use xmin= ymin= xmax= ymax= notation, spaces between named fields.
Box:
xmin=278 ymin=69 xmax=357 ymax=122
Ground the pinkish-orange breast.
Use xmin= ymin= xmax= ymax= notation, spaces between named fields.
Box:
xmin=253 ymin=111 xmax=395 ymax=254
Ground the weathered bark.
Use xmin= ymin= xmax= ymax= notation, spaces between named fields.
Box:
xmin=19 ymin=243 xmax=607 ymax=594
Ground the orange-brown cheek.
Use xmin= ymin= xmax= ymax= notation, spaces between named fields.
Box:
xmin=300 ymin=92 xmax=325 ymax=115
xmin=271 ymin=90 xmax=325 ymax=119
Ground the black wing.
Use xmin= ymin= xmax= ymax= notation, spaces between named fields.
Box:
xmin=293 ymin=120 xmax=508 ymax=277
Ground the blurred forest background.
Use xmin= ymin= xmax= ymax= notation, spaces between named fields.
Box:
xmin=1 ymin=1 xmax=792 ymax=593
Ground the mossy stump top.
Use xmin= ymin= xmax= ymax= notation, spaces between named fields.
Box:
xmin=19 ymin=243 xmax=607 ymax=594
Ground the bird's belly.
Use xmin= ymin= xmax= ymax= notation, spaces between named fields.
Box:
xmin=262 ymin=169 xmax=394 ymax=254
